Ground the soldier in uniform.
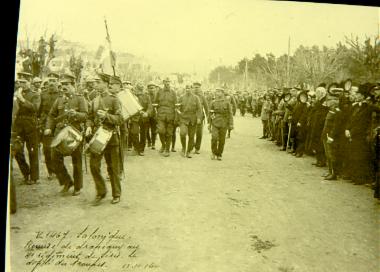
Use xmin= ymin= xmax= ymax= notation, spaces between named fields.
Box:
xmin=146 ymin=82 xmax=158 ymax=150
xmin=208 ymin=87 xmax=234 ymax=160
xmin=177 ymin=85 xmax=202 ymax=158
xmin=31 ymin=77 xmax=43 ymax=94
xmin=17 ymin=71 xmax=33 ymax=82
xmin=47 ymin=72 xmax=60 ymax=83
xmin=192 ymin=82 xmax=209 ymax=153
xmin=86 ymin=74 xmax=124 ymax=204
xmin=45 ymin=79 xmax=88 ymax=195
xmin=153 ymin=78 xmax=177 ymax=157
xmin=238 ymin=91 xmax=247 ymax=116
xmin=13 ymin=77 xmax=41 ymax=184
xmin=260 ymin=93 xmax=272 ymax=139
xmin=321 ymin=83 xmax=341 ymax=180
xmin=225 ymin=92 xmax=236 ymax=138
xmin=38 ymin=82 xmax=60 ymax=180
xmin=130 ymin=84 xmax=152 ymax=156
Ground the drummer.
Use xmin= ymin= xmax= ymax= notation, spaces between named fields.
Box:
xmin=85 ymin=73 xmax=124 ymax=205
xmin=45 ymin=78 xmax=88 ymax=196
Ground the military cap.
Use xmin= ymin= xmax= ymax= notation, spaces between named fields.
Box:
xmin=215 ymin=87 xmax=225 ymax=93
xmin=193 ymin=81 xmax=201 ymax=87
xmin=163 ymin=77 xmax=171 ymax=83
xmin=17 ymin=72 xmax=33 ymax=81
xmin=123 ymin=80 xmax=132 ymax=85
xmin=109 ymin=75 xmax=122 ymax=85
xmin=147 ymin=81 xmax=156 ymax=87
xmin=318 ymin=83 xmax=327 ymax=88
xmin=60 ymin=78 xmax=72 ymax=84
xmin=32 ymin=77 xmax=42 ymax=83
xmin=60 ymin=71 xmax=76 ymax=81
xmin=47 ymin=72 xmax=60 ymax=79
xmin=97 ymin=72 xmax=111 ymax=83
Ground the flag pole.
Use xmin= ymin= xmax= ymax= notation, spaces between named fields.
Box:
xmin=104 ymin=17 xmax=116 ymax=76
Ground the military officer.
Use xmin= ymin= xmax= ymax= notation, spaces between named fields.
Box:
xmin=13 ymin=77 xmax=41 ymax=184
xmin=146 ymin=82 xmax=158 ymax=149
xmin=177 ymin=85 xmax=202 ymax=158
xmin=47 ymin=72 xmax=60 ymax=83
xmin=192 ymin=82 xmax=209 ymax=154
xmin=208 ymin=87 xmax=234 ymax=160
xmin=153 ymin=78 xmax=177 ymax=157
xmin=129 ymin=84 xmax=152 ymax=155
xmin=86 ymin=73 xmax=124 ymax=204
xmin=38 ymin=82 xmax=61 ymax=179
xmin=31 ymin=77 xmax=43 ymax=94
xmin=45 ymin=79 xmax=88 ymax=195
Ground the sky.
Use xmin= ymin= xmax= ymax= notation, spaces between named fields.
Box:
xmin=18 ymin=0 xmax=379 ymax=76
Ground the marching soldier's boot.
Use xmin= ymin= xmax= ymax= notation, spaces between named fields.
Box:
xmin=325 ymin=161 xmax=337 ymax=180
xmin=211 ymin=139 xmax=218 ymax=157
xmin=180 ymin=135 xmax=186 ymax=157
xmin=151 ymin=133 xmax=156 ymax=149
xmin=171 ymin=132 xmax=176 ymax=152
xmin=159 ymin=133 xmax=166 ymax=153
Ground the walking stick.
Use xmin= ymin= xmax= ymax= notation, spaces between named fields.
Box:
xmin=286 ymin=122 xmax=292 ymax=151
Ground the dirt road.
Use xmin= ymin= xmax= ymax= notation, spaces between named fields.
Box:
xmin=9 ymin=116 xmax=380 ymax=272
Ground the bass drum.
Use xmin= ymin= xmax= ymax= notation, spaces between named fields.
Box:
xmin=86 ymin=126 xmax=113 ymax=155
xmin=117 ymin=90 xmax=143 ymax=120
xmin=50 ymin=125 xmax=83 ymax=156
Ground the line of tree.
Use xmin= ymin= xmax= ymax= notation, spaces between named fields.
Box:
xmin=209 ymin=36 xmax=380 ymax=91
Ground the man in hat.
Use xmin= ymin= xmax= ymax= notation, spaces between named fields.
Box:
xmin=60 ymin=72 xmax=76 ymax=84
xmin=38 ymin=82 xmax=61 ymax=180
xmin=321 ymin=84 xmax=342 ymax=180
xmin=32 ymin=77 xmax=43 ymax=94
xmin=225 ymin=91 xmax=237 ymax=138
xmin=47 ymin=72 xmax=60 ymax=83
xmin=208 ymin=87 xmax=233 ymax=160
xmin=129 ymin=84 xmax=152 ymax=156
xmin=260 ymin=92 xmax=273 ymax=139
xmin=82 ymin=76 xmax=96 ymax=101
xmin=153 ymin=78 xmax=178 ymax=157
xmin=86 ymin=73 xmax=124 ymax=204
xmin=291 ymin=91 xmax=309 ymax=157
xmin=192 ymin=81 xmax=209 ymax=154
xmin=13 ymin=76 xmax=41 ymax=184
xmin=146 ymin=82 xmax=158 ymax=149
xmin=344 ymin=83 xmax=380 ymax=184
xmin=87 ymin=75 xmax=101 ymax=101
xmin=177 ymin=85 xmax=202 ymax=158
xmin=45 ymin=79 xmax=88 ymax=195
xmin=17 ymin=71 xmax=33 ymax=82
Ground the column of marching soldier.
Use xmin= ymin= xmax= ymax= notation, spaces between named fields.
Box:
xmin=251 ymin=80 xmax=380 ymax=200
xmin=10 ymin=70 xmax=234 ymax=208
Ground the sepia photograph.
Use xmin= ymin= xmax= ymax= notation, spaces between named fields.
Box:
xmin=6 ymin=0 xmax=380 ymax=271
